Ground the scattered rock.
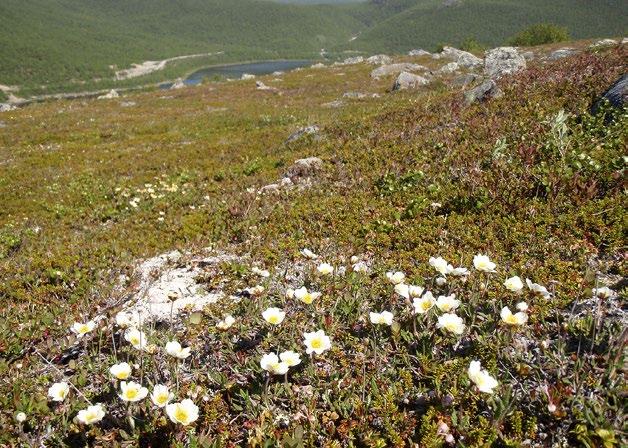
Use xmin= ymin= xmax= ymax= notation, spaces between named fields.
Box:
xmin=170 ymin=79 xmax=186 ymax=89
xmin=311 ymin=63 xmax=326 ymax=69
xmin=0 ymin=103 xmax=16 ymax=112
xmin=120 ymin=251 xmax=235 ymax=323
xmin=272 ymin=71 xmax=284 ymax=76
xmin=408 ymin=49 xmax=431 ymax=57
xmin=464 ymin=79 xmax=503 ymax=104
xmin=437 ymin=62 xmax=459 ymax=74
xmin=367 ymin=54 xmax=393 ymax=65
xmin=393 ymin=72 xmax=430 ymax=91
xmin=589 ymin=39 xmax=617 ymax=49
xmin=286 ymin=125 xmax=320 ymax=144
xmin=440 ymin=47 xmax=483 ymax=68
xmin=484 ymin=47 xmax=526 ymax=78
xmin=451 ymin=73 xmax=483 ymax=87
xmin=371 ymin=63 xmax=426 ymax=79
xmin=97 ymin=89 xmax=119 ymax=99
xmin=622 ymin=37 xmax=628 ymax=45
xmin=522 ymin=51 xmax=535 ymax=60
xmin=241 ymin=73 xmax=256 ymax=80
xmin=256 ymin=81 xmax=279 ymax=92
xmin=285 ymin=157 xmax=324 ymax=178
xmin=0 ymin=120 xmax=6 ymax=127
xmin=120 ymin=101 xmax=136 ymax=107
xmin=337 ymin=56 xmax=364 ymax=66
xmin=322 ymin=100 xmax=345 ymax=108
xmin=548 ymin=48 xmax=578 ymax=60
xmin=343 ymin=91 xmax=380 ymax=99
xmin=590 ymin=74 xmax=627 ymax=116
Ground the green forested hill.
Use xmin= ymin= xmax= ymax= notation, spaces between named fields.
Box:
xmin=0 ymin=0 xmax=625 ymax=91
xmin=346 ymin=0 xmax=627 ymax=52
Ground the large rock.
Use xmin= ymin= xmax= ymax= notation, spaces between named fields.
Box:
xmin=451 ymin=73 xmax=483 ymax=88
xmin=441 ymin=47 xmax=483 ymax=68
xmin=367 ymin=54 xmax=392 ymax=65
xmin=590 ymin=74 xmax=628 ymax=116
xmin=371 ymin=63 xmax=426 ymax=79
xmin=464 ymin=79 xmax=503 ymax=104
xmin=589 ymin=39 xmax=618 ymax=49
xmin=438 ymin=62 xmax=459 ymax=74
xmin=286 ymin=125 xmax=320 ymax=143
xmin=0 ymin=103 xmax=17 ymax=112
xmin=285 ymin=157 xmax=324 ymax=178
xmin=393 ymin=72 xmax=430 ymax=90
xmin=484 ymin=47 xmax=526 ymax=78
xmin=548 ymin=48 xmax=578 ymax=60
xmin=241 ymin=73 xmax=256 ymax=80
xmin=338 ymin=56 xmax=364 ymax=65
xmin=98 ymin=89 xmax=119 ymax=99
xmin=408 ymin=49 xmax=431 ymax=57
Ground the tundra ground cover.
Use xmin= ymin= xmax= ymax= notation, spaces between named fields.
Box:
xmin=0 ymin=44 xmax=626 ymax=446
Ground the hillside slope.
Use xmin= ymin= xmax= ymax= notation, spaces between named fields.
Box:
xmin=346 ymin=0 xmax=627 ymax=52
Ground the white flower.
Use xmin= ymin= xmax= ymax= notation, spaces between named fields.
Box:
xmin=151 ymin=384 xmax=173 ymax=408
xmin=303 ymin=329 xmax=332 ymax=355
xmin=369 ymin=311 xmax=394 ymax=326
xmin=301 ymin=248 xmax=319 ymax=259
xmin=166 ymin=399 xmax=199 ymax=425
xmin=504 ymin=276 xmax=524 ymax=292
xmin=70 ymin=321 xmax=96 ymax=337
xmin=350 ymin=255 xmax=360 ymax=264
xmin=280 ymin=350 xmax=302 ymax=367
xmin=436 ymin=276 xmax=447 ymax=286
xmin=394 ymin=283 xmax=409 ymax=299
xmin=115 ymin=311 xmax=140 ymax=329
xmin=15 ymin=412 xmax=26 ymax=423
xmin=429 ymin=257 xmax=453 ymax=275
xmin=436 ymin=294 xmax=460 ymax=312
xmin=413 ymin=292 xmax=436 ymax=314
xmin=109 ymin=362 xmax=132 ymax=380
xmin=352 ymin=261 xmax=369 ymax=273
xmin=294 ymin=287 xmax=321 ymax=305
xmin=450 ymin=267 xmax=469 ymax=277
xmin=592 ymin=286 xmax=615 ymax=299
xmin=285 ymin=288 xmax=295 ymax=299
xmin=516 ymin=301 xmax=528 ymax=312
xmin=260 ymin=353 xmax=289 ymax=375
xmin=252 ymin=267 xmax=270 ymax=277
xmin=408 ymin=285 xmax=425 ymax=297
xmin=500 ymin=306 xmax=528 ymax=325
xmin=386 ymin=271 xmax=405 ymax=284
xmin=525 ymin=279 xmax=552 ymax=298
xmin=262 ymin=307 xmax=285 ymax=325
xmin=436 ymin=313 xmax=465 ymax=335
xmin=246 ymin=285 xmax=265 ymax=296
xmin=77 ymin=404 xmax=105 ymax=425
xmin=124 ymin=328 xmax=147 ymax=351
xmin=473 ymin=254 xmax=496 ymax=273
xmin=165 ymin=341 xmax=191 ymax=359
xmin=48 ymin=382 xmax=70 ymax=402
xmin=468 ymin=361 xmax=498 ymax=393
xmin=119 ymin=381 xmax=148 ymax=402
xmin=317 ymin=263 xmax=334 ymax=275
xmin=216 ymin=315 xmax=236 ymax=330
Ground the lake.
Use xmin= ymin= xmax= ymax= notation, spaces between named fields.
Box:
xmin=161 ymin=60 xmax=313 ymax=88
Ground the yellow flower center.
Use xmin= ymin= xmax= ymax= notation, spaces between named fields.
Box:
xmin=78 ymin=325 xmax=89 ymax=334
xmin=174 ymin=407 xmax=189 ymax=423
xmin=126 ymin=388 xmax=138 ymax=399
xmin=504 ymin=314 xmax=519 ymax=324
xmin=156 ymin=393 xmax=168 ymax=405
xmin=302 ymin=293 xmax=313 ymax=304
xmin=268 ymin=316 xmax=279 ymax=324
xmin=311 ymin=338 xmax=323 ymax=349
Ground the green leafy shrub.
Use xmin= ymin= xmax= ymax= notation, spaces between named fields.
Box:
xmin=507 ymin=23 xmax=570 ymax=46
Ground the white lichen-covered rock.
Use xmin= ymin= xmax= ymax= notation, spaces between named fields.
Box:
xmin=548 ymin=48 xmax=578 ymax=60
xmin=366 ymin=54 xmax=392 ymax=65
xmin=337 ymin=56 xmax=364 ymax=65
xmin=589 ymin=39 xmax=618 ymax=49
xmin=286 ymin=125 xmax=320 ymax=143
xmin=408 ymin=49 xmax=431 ymax=57
xmin=440 ymin=47 xmax=483 ymax=68
xmin=438 ymin=62 xmax=459 ymax=74
xmin=393 ymin=72 xmax=430 ymax=90
xmin=170 ymin=79 xmax=186 ymax=89
xmin=98 ymin=89 xmax=119 ymax=99
xmin=0 ymin=103 xmax=17 ymax=112
xmin=322 ymin=99 xmax=345 ymax=108
xmin=120 ymin=251 xmax=236 ymax=323
xmin=310 ymin=62 xmax=326 ymax=69
xmin=285 ymin=157 xmax=324 ymax=178
xmin=241 ymin=73 xmax=256 ymax=80
xmin=371 ymin=63 xmax=426 ymax=79
xmin=256 ymin=81 xmax=278 ymax=92
xmin=484 ymin=47 xmax=526 ymax=78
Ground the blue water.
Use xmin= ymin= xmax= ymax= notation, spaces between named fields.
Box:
xmin=160 ymin=60 xmax=313 ymax=88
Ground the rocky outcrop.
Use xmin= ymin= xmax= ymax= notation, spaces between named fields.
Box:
xmin=440 ymin=47 xmax=483 ymax=68
xmin=371 ymin=63 xmax=426 ymax=79
xmin=170 ymin=78 xmax=186 ymax=89
xmin=241 ymin=73 xmax=255 ymax=80
xmin=286 ymin=125 xmax=320 ymax=143
xmin=393 ymin=72 xmax=430 ymax=90
xmin=285 ymin=157 xmax=324 ymax=178
xmin=589 ymin=39 xmax=617 ymax=49
xmin=0 ymin=103 xmax=17 ymax=112
xmin=484 ymin=47 xmax=526 ymax=78
xmin=259 ymin=157 xmax=324 ymax=194
xmin=337 ymin=56 xmax=364 ymax=66
xmin=367 ymin=54 xmax=392 ymax=65
xmin=590 ymin=74 xmax=627 ymax=116
xmin=408 ymin=49 xmax=431 ymax=57
xmin=311 ymin=63 xmax=326 ymax=69
xmin=464 ymin=79 xmax=503 ymax=104
xmin=438 ymin=62 xmax=459 ymax=74
xmin=98 ymin=89 xmax=119 ymax=99
xmin=548 ymin=48 xmax=578 ymax=60
xmin=451 ymin=73 xmax=483 ymax=88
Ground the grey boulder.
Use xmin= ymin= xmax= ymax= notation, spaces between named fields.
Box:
xmin=393 ymin=72 xmax=430 ymax=90
xmin=464 ymin=79 xmax=503 ymax=104
xmin=484 ymin=47 xmax=526 ymax=78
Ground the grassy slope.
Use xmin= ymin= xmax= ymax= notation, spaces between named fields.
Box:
xmin=0 ymin=44 xmax=626 ymax=445
xmin=0 ymin=0 xmax=365 ymax=87
xmin=347 ymin=0 xmax=628 ymax=52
